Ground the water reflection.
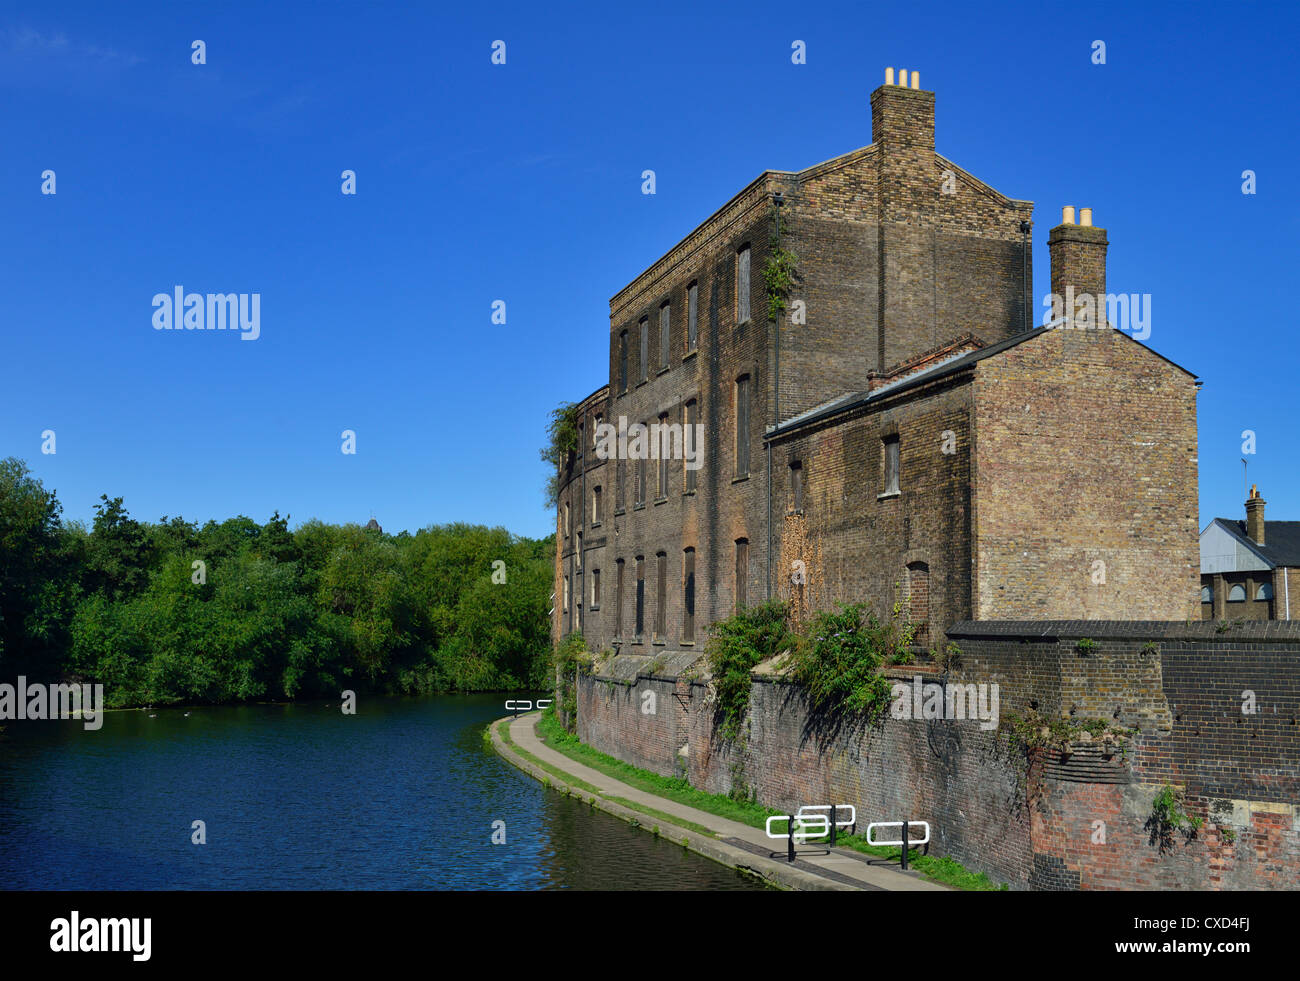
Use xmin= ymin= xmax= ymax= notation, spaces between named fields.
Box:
xmin=0 ymin=694 xmax=764 ymax=891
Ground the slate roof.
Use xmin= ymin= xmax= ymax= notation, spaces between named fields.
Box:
xmin=768 ymin=325 xmax=1197 ymax=440
xmin=1207 ymin=517 xmax=1300 ymax=569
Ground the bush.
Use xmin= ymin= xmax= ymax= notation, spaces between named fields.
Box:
xmin=705 ymin=600 xmax=794 ymax=740
xmin=553 ymin=632 xmax=588 ymax=732
xmin=785 ymin=604 xmax=899 ymax=721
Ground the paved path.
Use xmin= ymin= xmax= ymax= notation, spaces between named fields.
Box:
xmin=493 ymin=712 xmax=949 ymax=892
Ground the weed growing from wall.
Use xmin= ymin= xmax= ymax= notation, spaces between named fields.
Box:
xmin=787 ymin=603 xmax=915 ymax=720
xmin=1146 ymin=784 xmax=1203 ymax=854
xmin=763 ymin=209 xmax=798 ymax=323
xmin=704 ymin=600 xmax=794 ymax=741
xmin=540 ymin=401 xmax=580 ymax=505
xmin=552 ymin=632 xmax=589 ymax=733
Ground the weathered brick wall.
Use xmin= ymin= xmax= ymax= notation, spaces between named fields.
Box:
xmin=972 ymin=327 xmax=1201 ymax=621
xmin=690 ymin=676 xmax=1034 ymax=886
xmin=950 ymin=621 xmax=1300 ymax=889
xmin=768 ymin=372 xmax=975 ymax=641
xmin=558 ymin=80 xmax=1040 ymax=659
xmin=576 ymin=671 xmax=683 ymax=777
xmin=574 ymin=621 xmax=1300 ymax=890
xmin=554 ymin=387 xmax=610 ymax=647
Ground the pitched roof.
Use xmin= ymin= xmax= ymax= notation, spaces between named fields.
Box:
xmin=769 ymin=325 xmax=1198 ymax=440
xmin=1208 ymin=517 xmax=1300 ymax=568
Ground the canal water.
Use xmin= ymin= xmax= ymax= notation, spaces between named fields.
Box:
xmin=0 ymin=693 xmax=764 ymax=890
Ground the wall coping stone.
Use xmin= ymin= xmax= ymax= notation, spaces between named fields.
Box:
xmin=947 ymin=619 xmax=1300 ymax=642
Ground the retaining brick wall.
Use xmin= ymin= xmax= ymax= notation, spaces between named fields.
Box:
xmin=573 ymin=621 xmax=1300 ymax=890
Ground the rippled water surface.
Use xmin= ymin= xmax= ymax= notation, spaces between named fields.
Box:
xmin=0 ymin=694 xmax=764 ymax=890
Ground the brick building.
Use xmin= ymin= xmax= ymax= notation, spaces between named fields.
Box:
xmin=1200 ymin=485 xmax=1300 ymax=620
xmin=553 ymin=69 xmax=1202 ymax=657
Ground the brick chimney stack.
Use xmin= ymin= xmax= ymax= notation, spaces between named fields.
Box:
xmin=1048 ymin=206 xmax=1108 ymax=326
xmin=870 ymin=68 xmax=934 ymax=149
xmin=1246 ymin=484 xmax=1266 ymax=545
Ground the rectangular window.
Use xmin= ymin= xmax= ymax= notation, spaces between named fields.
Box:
xmin=737 ymin=246 xmax=751 ymax=323
xmin=790 ymin=460 xmax=803 ymax=511
xmin=735 ymin=375 xmax=750 ymax=477
xmin=593 ymin=485 xmax=602 ymax=525
xmin=655 ymin=552 xmax=667 ymax=640
xmin=660 ymin=302 xmax=671 ymax=370
xmin=592 ymin=568 xmax=601 ymax=609
xmin=683 ymin=548 xmax=695 ymax=643
xmin=883 ymin=435 xmax=900 ymax=495
xmin=564 ymin=501 xmax=570 ymax=538
xmin=687 ymin=282 xmax=698 ymax=351
xmin=617 ymin=460 xmax=625 ymax=510
xmin=635 ymin=556 xmax=645 ymax=640
xmin=563 ymin=574 xmax=570 ymax=613
xmin=685 ymin=399 xmax=698 ymax=493
xmin=639 ymin=318 xmax=649 ymax=382
xmin=593 ymin=414 xmax=602 ymax=452
xmin=657 ymin=412 xmax=669 ymax=497
xmin=619 ymin=331 xmax=628 ymax=393
xmin=735 ymin=539 xmax=748 ymax=611
xmin=615 ymin=559 xmax=625 ymax=637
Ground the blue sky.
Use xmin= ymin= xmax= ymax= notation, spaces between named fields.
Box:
xmin=1 ymin=1 xmax=1294 ymax=540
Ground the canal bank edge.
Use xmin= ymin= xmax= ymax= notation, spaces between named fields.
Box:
xmin=490 ymin=712 xmax=824 ymax=890
xmin=490 ymin=712 xmax=951 ymax=891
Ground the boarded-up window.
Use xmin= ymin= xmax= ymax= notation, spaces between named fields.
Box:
xmin=660 ymin=302 xmax=670 ymax=369
xmin=592 ymin=568 xmax=600 ymax=608
xmin=737 ymin=246 xmax=751 ymax=323
xmin=790 ymin=460 xmax=803 ymax=511
xmin=635 ymin=557 xmax=645 ymax=639
xmin=683 ymin=548 xmax=696 ymax=642
xmin=658 ymin=413 xmax=669 ymax=497
xmin=684 ymin=399 xmax=698 ymax=493
xmin=883 ymin=436 xmax=900 ymax=495
xmin=636 ymin=434 xmax=646 ymax=505
xmin=593 ymin=485 xmax=602 ymax=524
xmin=735 ymin=376 xmax=751 ymax=476
xmin=907 ymin=561 xmax=929 ymax=643
xmin=615 ymin=559 xmax=625 ymax=636
xmin=619 ymin=331 xmax=628 ymax=393
xmin=687 ymin=282 xmax=698 ymax=350
xmin=735 ymin=539 xmax=749 ymax=611
xmin=639 ymin=318 xmax=649 ymax=382
xmin=656 ymin=552 xmax=667 ymax=639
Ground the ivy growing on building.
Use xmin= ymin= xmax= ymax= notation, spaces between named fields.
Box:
xmin=763 ymin=208 xmax=798 ymax=323
xmin=540 ymin=401 xmax=580 ymax=505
